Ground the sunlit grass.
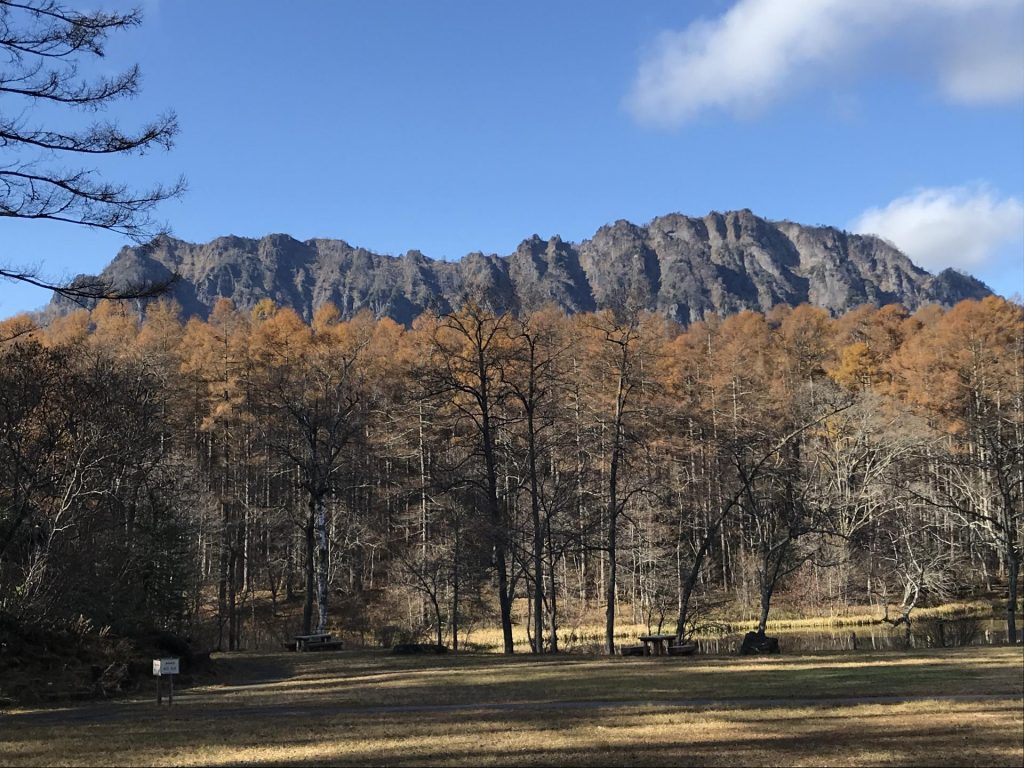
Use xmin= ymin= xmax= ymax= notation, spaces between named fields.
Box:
xmin=180 ymin=645 xmax=1022 ymax=709
xmin=4 ymin=646 xmax=1021 ymax=766
xmin=727 ymin=601 xmax=1002 ymax=632
xmin=4 ymin=663 xmax=1019 ymax=765
xmin=458 ymin=600 xmax=1007 ymax=653
xmin=468 ymin=621 xmax=656 ymax=653
xmin=4 ymin=695 xmax=1022 ymax=766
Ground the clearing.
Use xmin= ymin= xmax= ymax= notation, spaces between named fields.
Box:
xmin=2 ymin=646 xmax=1022 ymax=766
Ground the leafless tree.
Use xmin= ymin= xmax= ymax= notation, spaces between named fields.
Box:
xmin=1 ymin=1 xmax=184 ymax=300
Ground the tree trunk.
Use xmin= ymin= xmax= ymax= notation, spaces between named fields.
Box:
xmin=676 ymin=522 xmax=719 ymax=641
xmin=483 ymin=426 xmax=513 ymax=654
xmin=228 ymin=547 xmax=238 ymax=651
xmin=452 ymin=521 xmax=461 ymax=653
xmin=475 ymin=337 xmax=514 ymax=655
xmin=757 ymin=582 xmax=772 ymax=635
xmin=496 ymin=547 xmax=514 ymax=654
xmin=757 ymin=543 xmax=788 ymax=636
xmin=314 ymin=495 xmax=330 ymax=634
xmin=1007 ymin=552 xmax=1020 ymax=645
xmin=604 ymin=369 xmax=628 ymax=657
xmin=528 ymin=410 xmax=544 ymax=653
xmin=431 ymin=592 xmax=443 ymax=648
xmin=217 ymin=507 xmax=229 ymax=651
xmin=285 ymin=539 xmax=295 ymax=601
xmin=418 ymin=405 xmax=429 ymax=626
xmin=547 ymin=529 xmax=559 ymax=654
xmin=605 ymin=507 xmax=618 ymax=655
xmin=302 ymin=511 xmax=314 ymax=635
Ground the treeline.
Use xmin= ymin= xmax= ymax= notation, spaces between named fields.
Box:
xmin=0 ymin=297 xmax=1021 ymax=653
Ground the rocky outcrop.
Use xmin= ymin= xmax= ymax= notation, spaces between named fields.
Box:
xmin=49 ymin=209 xmax=992 ymax=324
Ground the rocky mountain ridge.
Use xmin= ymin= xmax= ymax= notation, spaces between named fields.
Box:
xmin=52 ymin=209 xmax=992 ymax=325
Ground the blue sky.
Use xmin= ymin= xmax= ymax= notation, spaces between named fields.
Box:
xmin=2 ymin=0 xmax=1023 ymax=315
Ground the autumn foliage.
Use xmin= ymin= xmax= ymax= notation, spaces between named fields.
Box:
xmin=0 ymin=297 xmax=1021 ymax=654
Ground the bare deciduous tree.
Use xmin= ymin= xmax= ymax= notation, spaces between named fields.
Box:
xmin=1 ymin=0 xmax=184 ymax=300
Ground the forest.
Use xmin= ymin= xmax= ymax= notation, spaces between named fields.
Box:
xmin=0 ymin=296 xmax=1021 ymax=656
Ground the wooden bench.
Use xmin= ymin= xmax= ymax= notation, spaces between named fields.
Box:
xmin=293 ymin=633 xmax=344 ymax=652
xmin=306 ymin=639 xmax=345 ymax=652
xmin=638 ymin=633 xmax=677 ymax=656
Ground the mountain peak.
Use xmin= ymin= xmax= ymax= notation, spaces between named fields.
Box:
xmin=47 ymin=210 xmax=992 ymax=325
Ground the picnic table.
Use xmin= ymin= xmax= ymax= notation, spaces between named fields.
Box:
xmin=637 ymin=633 xmax=677 ymax=657
xmin=293 ymin=633 xmax=344 ymax=652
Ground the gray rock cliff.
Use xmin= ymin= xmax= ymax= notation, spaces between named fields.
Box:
xmin=50 ymin=210 xmax=992 ymax=324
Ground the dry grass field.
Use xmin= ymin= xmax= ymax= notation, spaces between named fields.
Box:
xmin=2 ymin=646 xmax=1022 ymax=767
xmin=422 ymin=600 xmax=1001 ymax=654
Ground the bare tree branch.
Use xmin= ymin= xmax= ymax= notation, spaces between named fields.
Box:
xmin=0 ymin=0 xmax=183 ymax=302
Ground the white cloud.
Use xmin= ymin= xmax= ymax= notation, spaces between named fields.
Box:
xmin=850 ymin=186 xmax=1024 ymax=273
xmin=626 ymin=0 xmax=1024 ymax=125
xmin=941 ymin=25 xmax=1024 ymax=105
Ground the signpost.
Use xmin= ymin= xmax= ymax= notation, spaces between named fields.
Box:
xmin=153 ymin=657 xmax=180 ymax=705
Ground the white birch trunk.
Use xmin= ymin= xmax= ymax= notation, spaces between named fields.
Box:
xmin=315 ymin=497 xmax=330 ymax=634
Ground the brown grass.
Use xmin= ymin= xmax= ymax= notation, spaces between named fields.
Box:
xmin=180 ymin=645 xmax=1024 ymax=708
xmin=5 ymin=700 xmax=1023 ymax=767
xmin=460 ymin=600 xmax=1012 ymax=652
xmin=2 ymin=646 xmax=1022 ymax=767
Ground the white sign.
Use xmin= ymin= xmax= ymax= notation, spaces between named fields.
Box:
xmin=152 ymin=657 xmax=180 ymax=676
